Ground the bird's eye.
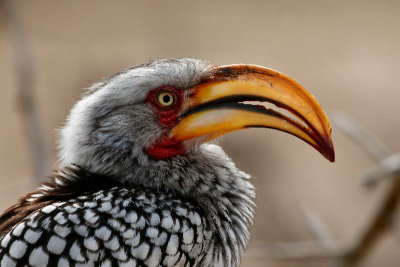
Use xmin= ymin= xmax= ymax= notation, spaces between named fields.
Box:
xmin=157 ymin=91 xmax=175 ymax=107
xmin=147 ymin=86 xmax=181 ymax=113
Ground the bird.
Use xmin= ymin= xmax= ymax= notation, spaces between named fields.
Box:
xmin=0 ymin=58 xmax=334 ymax=267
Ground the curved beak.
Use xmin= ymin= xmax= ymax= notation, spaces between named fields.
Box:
xmin=169 ymin=64 xmax=335 ymax=162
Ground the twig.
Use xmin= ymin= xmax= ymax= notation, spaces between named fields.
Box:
xmin=248 ymin=111 xmax=400 ymax=267
xmin=389 ymin=200 xmax=400 ymax=246
xmin=331 ymin=111 xmax=400 ymax=266
xmin=363 ymin=152 xmax=400 ymax=186
xmin=1 ymin=0 xmax=48 ymax=183
xmin=332 ymin=110 xmax=398 ymax=187
xmin=301 ymin=205 xmax=336 ymax=252
xmin=332 ymin=110 xmax=390 ymax=160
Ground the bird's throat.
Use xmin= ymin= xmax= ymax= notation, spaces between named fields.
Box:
xmin=146 ymin=135 xmax=185 ymax=160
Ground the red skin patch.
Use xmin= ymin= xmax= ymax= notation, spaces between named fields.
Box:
xmin=146 ymin=135 xmax=185 ymax=160
xmin=145 ymin=86 xmax=185 ymax=160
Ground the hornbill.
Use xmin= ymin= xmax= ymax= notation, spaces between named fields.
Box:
xmin=0 ymin=58 xmax=334 ymax=267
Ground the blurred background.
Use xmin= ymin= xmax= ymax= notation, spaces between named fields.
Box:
xmin=1 ymin=1 xmax=400 ymax=266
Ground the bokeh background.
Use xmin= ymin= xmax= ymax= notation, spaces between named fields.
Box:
xmin=1 ymin=1 xmax=400 ymax=266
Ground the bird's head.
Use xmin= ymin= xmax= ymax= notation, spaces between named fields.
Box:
xmin=59 ymin=58 xmax=334 ymax=185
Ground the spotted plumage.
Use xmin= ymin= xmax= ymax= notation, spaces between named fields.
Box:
xmin=1 ymin=168 xmax=211 ymax=267
xmin=0 ymin=58 xmax=334 ymax=266
xmin=0 ymin=146 xmax=254 ymax=266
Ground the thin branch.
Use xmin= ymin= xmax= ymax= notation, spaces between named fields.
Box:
xmin=1 ymin=0 xmax=48 ymax=183
xmin=363 ymin=152 xmax=400 ymax=186
xmin=301 ymin=205 xmax=336 ymax=252
xmin=389 ymin=199 xmax=400 ymax=246
xmin=331 ymin=110 xmax=390 ymax=161
xmin=249 ymin=111 xmax=400 ymax=267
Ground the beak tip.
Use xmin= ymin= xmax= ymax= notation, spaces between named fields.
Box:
xmin=322 ymin=138 xmax=335 ymax=162
xmin=325 ymin=150 xmax=335 ymax=163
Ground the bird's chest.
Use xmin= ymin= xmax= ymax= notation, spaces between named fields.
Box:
xmin=0 ymin=187 xmax=212 ymax=267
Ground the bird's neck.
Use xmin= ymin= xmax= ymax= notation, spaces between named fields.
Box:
xmin=124 ymin=144 xmax=255 ymax=266
xmin=60 ymin=143 xmax=255 ymax=266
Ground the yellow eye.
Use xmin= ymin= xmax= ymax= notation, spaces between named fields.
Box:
xmin=157 ymin=91 xmax=175 ymax=106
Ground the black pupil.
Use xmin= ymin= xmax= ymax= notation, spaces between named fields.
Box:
xmin=163 ymin=94 xmax=171 ymax=103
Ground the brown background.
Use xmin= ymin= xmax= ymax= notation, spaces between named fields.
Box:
xmin=1 ymin=1 xmax=400 ymax=266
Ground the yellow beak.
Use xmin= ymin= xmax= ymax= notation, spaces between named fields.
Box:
xmin=169 ymin=64 xmax=335 ymax=162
